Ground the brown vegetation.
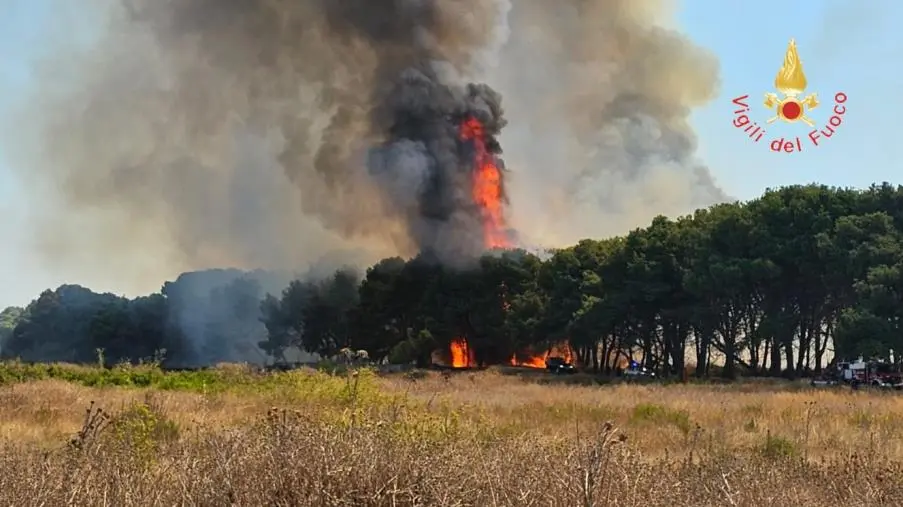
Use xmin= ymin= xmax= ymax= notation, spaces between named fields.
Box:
xmin=1 ymin=365 xmax=902 ymax=506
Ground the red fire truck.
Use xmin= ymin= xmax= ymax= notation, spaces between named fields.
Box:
xmin=836 ymin=358 xmax=903 ymax=388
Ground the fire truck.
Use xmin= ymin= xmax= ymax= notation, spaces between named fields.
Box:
xmin=835 ymin=357 xmax=903 ymax=388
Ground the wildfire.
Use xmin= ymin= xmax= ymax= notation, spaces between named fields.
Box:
xmin=459 ymin=116 xmax=510 ymax=249
xmin=449 ymin=337 xmax=477 ymax=368
xmin=510 ymin=341 xmax=576 ymax=369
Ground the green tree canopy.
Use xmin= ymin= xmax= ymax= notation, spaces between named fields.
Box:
xmin=10 ymin=183 xmax=903 ymax=377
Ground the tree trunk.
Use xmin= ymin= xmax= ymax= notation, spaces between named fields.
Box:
xmin=748 ymin=341 xmax=760 ymax=376
xmin=600 ymin=338 xmax=611 ymax=374
xmin=795 ymin=323 xmax=809 ymax=374
xmin=661 ymin=323 xmax=673 ymax=376
xmin=784 ymin=337 xmax=796 ymax=379
xmin=694 ymin=327 xmax=712 ymax=378
xmin=669 ymin=324 xmax=687 ymax=379
xmin=770 ymin=336 xmax=782 ymax=375
xmin=815 ymin=319 xmax=832 ymax=373
xmin=591 ymin=343 xmax=600 ymax=372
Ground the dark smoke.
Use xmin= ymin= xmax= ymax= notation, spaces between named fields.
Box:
xmin=369 ymin=65 xmax=507 ymax=261
xmin=314 ymin=0 xmax=511 ymax=262
xmin=2 ymin=0 xmax=518 ymax=363
xmin=3 ymin=0 xmax=513 ymax=296
xmin=4 ymin=0 xmax=726 ymax=296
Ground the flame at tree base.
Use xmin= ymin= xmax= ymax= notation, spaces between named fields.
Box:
xmin=510 ymin=341 xmax=576 ymax=369
xmin=432 ymin=340 xmax=578 ymax=370
xmin=449 ymin=337 xmax=477 ymax=368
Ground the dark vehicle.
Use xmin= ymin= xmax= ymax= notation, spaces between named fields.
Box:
xmin=546 ymin=356 xmax=577 ymax=374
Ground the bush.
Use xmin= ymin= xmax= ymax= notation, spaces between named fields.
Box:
xmin=761 ymin=433 xmax=799 ymax=459
xmin=630 ymin=402 xmax=693 ymax=435
xmin=388 ymin=340 xmax=417 ymax=364
xmin=111 ymin=398 xmax=180 ymax=465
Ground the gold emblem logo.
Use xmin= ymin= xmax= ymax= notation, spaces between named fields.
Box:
xmin=764 ymin=39 xmax=819 ymax=127
xmin=731 ymin=37 xmax=847 ymax=153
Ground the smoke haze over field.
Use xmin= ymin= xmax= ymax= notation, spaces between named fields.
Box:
xmin=2 ymin=0 xmax=726 ymax=296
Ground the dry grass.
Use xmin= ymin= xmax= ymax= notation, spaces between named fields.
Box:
xmin=1 ymin=366 xmax=902 ymax=506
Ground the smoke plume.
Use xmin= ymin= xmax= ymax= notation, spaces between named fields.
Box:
xmin=488 ymin=0 xmax=727 ymax=246
xmin=3 ymin=0 xmax=724 ymax=296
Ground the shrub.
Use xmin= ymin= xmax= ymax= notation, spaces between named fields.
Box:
xmin=630 ymin=402 xmax=693 ymax=435
xmin=761 ymin=432 xmax=799 ymax=459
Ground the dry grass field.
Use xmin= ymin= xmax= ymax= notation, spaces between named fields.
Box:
xmin=0 ymin=363 xmax=901 ymax=506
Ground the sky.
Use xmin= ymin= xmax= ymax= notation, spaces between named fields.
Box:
xmin=0 ymin=0 xmax=899 ymax=308
xmin=0 ymin=0 xmax=59 ymax=307
xmin=677 ymin=0 xmax=901 ymax=197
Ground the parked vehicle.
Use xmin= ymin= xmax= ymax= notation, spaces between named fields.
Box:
xmin=813 ymin=357 xmax=903 ymax=389
xmin=545 ymin=356 xmax=577 ymax=374
xmin=623 ymin=360 xmax=656 ymax=379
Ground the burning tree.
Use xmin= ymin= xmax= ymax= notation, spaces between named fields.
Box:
xmin=368 ymin=67 xmax=512 ymax=264
xmin=364 ymin=64 xmax=518 ymax=368
xmin=459 ymin=115 xmax=509 ymax=250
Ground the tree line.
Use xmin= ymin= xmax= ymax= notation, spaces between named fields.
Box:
xmin=3 ymin=183 xmax=903 ymax=378
xmin=0 ymin=269 xmax=292 ymax=367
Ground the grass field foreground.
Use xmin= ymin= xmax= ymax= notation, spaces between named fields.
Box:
xmin=0 ymin=362 xmax=901 ymax=506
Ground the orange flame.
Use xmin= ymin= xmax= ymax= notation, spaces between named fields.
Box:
xmin=450 ymin=337 xmax=477 ymax=368
xmin=510 ymin=341 xmax=576 ymax=369
xmin=459 ymin=117 xmax=510 ymax=249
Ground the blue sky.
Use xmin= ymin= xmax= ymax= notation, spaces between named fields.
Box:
xmin=0 ymin=0 xmax=55 ymax=307
xmin=0 ymin=0 xmax=899 ymax=307
xmin=678 ymin=0 xmax=901 ymax=196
